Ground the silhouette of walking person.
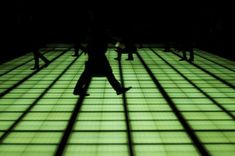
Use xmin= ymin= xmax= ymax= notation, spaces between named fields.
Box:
xmin=29 ymin=8 xmax=50 ymax=70
xmin=114 ymin=38 xmax=136 ymax=61
xmin=176 ymin=7 xmax=194 ymax=63
xmin=73 ymin=20 xmax=131 ymax=96
xmin=69 ymin=6 xmax=92 ymax=57
xmin=73 ymin=36 xmax=87 ymax=57
xmin=178 ymin=40 xmax=194 ymax=63
xmin=31 ymin=46 xmax=50 ymax=70
xmin=71 ymin=14 xmax=87 ymax=57
xmin=111 ymin=8 xmax=136 ymax=61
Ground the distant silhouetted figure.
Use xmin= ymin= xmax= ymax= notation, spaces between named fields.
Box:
xmin=29 ymin=10 xmax=50 ymax=70
xmin=177 ymin=40 xmax=194 ymax=62
xmin=73 ymin=21 xmax=131 ymax=96
xmin=31 ymin=46 xmax=50 ymax=70
xmin=164 ymin=41 xmax=171 ymax=52
xmin=111 ymin=8 xmax=136 ymax=61
xmin=114 ymin=39 xmax=136 ymax=61
xmin=69 ymin=6 xmax=89 ymax=57
xmin=175 ymin=8 xmax=194 ymax=63
xmin=72 ymin=22 xmax=88 ymax=56
xmin=73 ymin=38 xmax=87 ymax=57
xmin=73 ymin=38 xmax=82 ymax=57
xmin=162 ymin=10 xmax=174 ymax=52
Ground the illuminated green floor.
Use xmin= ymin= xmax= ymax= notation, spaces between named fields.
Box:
xmin=0 ymin=47 xmax=235 ymax=156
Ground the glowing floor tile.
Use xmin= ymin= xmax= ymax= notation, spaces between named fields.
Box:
xmin=182 ymin=112 xmax=232 ymax=120
xmin=196 ymin=132 xmax=235 ymax=143
xmin=133 ymin=132 xmax=192 ymax=143
xmin=68 ymin=132 xmax=128 ymax=144
xmin=14 ymin=121 xmax=68 ymax=131
xmin=3 ymin=132 xmax=62 ymax=144
xmin=134 ymin=145 xmax=198 ymax=156
xmin=22 ymin=112 xmax=71 ymax=120
xmin=129 ymin=112 xmax=177 ymax=120
xmin=65 ymin=145 xmax=129 ymax=156
xmin=78 ymin=112 xmax=125 ymax=121
xmin=205 ymin=144 xmax=235 ymax=156
xmin=36 ymin=99 xmax=77 ymax=105
xmin=31 ymin=104 xmax=75 ymax=112
xmin=0 ymin=105 xmax=29 ymax=111
xmin=74 ymin=121 xmax=126 ymax=131
xmin=80 ymin=104 xmax=124 ymax=111
xmin=0 ymin=145 xmax=57 ymax=156
xmin=0 ymin=112 xmax=22 ymax=120
xmin=176 ymin=104 xmax=222 ymax=111
xmin=189 ymin=120 xmax=235 ymax=130
xmin=131 ymin=105 xmax=170 ymax=112
xmin=0 ymin=121 xmax=15 ymax=130
xmin=131 ymin=121 xmax=183 ymax=130
xmin=0 ymin=98 xmax=35 ymax=105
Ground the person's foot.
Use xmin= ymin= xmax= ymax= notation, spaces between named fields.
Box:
xmin=73 ymin=90 xmax=89 ymax=96
xmin=188 ymin=58 xmax=194 ymax=63
xmin=116 ymin=87 xmax=132 ymax=95
xmin=179 ymin=58 xmax=186 ymax=61
xmin=72 ymin=53 xmax=79 ymax=57
xmin=43 ymin=61 xmax=50 ymax=68
xmin=31 ymin=66 xmax=39 ymax=70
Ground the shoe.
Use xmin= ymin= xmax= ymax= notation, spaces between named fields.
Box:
xmin=188 ymin=58 xmax=194 ymax=63
xmin=179 ymin=58 xmax=186 ymax=61
xmin=31 ymin=66 xmax=39 ymax=70
xmin=126 ymin=58 xmax=133 ymax=61
xmin=73 ymin=90 xmax=89 ymax=96
xmin=116 ymin=87 xmax=132 ymax=95
xmin=72 ymin=53 xmax=79 ymax=57
xmin=43 ymin=61 xmax=50 ymax=68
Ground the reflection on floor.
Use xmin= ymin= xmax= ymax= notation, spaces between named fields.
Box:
xmin=0 ymin=47 xmax=235 ymax=156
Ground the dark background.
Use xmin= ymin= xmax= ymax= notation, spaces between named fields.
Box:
xmin=0 ymin=1 xmax=233 ymax=63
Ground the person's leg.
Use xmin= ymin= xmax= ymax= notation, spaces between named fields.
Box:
xmin=73 ymin=41 xmax=80 ymax=56
xmin=126 ymin=48 xmax=134 ymax=60
xmin=125 ymin=43 xmax=135 ymax=60
xmin=105 ymin=71 xmax=131 ymax=95
xmin=73 ymin=68 xmax=92 ymax=96
xmin=188 ymin=48 xmax=194 ymax=62
xmin=73 ymin=46 xmax=79 ymax=56
xmin=38 ymin=52 xmax=50 ymax=67
xmin=31 ymin=50 xmax=40 ymax=70
xmin=127 ymin=52 xmax=133 ymax=60
xmin=106 ymin=72 xmax=122 ymax=91
xmin=80 ymin=45 xmax=87 ymax=53
xmin=114 ymin=47 xmax=122 ymax=61
xmin=164 ymin=41 xmax=171 ymax=52
xmin=179 ymin=50 xmax=187 ymax=61
xmin=102 ymin=55 xmax=131 ymax=94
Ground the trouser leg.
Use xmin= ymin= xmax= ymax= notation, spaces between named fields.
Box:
xmin=106 ymin=72 xmax=122 ymax=92
xmin=74 ymin=69 xmax=92 ymax=94
xmin=189 ymin=49 xmax=194 ymax=61
xmin=33 ymin=51 xmax=39 ymax=68
xmin=38 ymin=52 xmax=49 ymax=63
